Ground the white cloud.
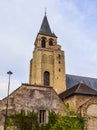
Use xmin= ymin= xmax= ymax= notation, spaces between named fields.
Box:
xmin=0 ymin=0 xmax=97 ymax=99
xmin=0 ymin=76 xmax=21 ymax=100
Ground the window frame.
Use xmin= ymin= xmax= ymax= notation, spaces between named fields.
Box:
xmin=41 ymin=37 xmax=46 ymax=48
xmin=39 ymin=110 xmax=46 ymax=124
xmin=44 ymin=71 xmax=50 ymax=86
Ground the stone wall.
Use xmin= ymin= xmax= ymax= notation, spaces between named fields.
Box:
xmin=64 ymin=95 xmax=97 ymax=130
xmin=78 ymin=97 xmax=97 ymax=130
xmin=0 ymin=84 xmax=64 ymax=129
xmin=64 ymin=95 xmax=93 ymax=112
xmin=29 ymin=33 xmax=66 ymax=94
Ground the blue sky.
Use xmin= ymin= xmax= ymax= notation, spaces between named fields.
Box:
xmin=0 ymin=0 xmax=97 ymax=99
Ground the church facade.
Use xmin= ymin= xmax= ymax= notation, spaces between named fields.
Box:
xmin=0 ymin=14 xmax=97 ymax=130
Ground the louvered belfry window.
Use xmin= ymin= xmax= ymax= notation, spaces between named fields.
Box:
xmin=44 ymin=71 xmax=50 ymax=86
xmin=41 ymin=38 xmax=46 ymax=48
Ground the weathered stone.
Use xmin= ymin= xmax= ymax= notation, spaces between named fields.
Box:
xmin=0 ymin=84 xmax=64 ymax=128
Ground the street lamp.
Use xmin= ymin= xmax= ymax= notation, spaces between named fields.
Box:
xmin=4 ymin=71 xmax=13 ymax=130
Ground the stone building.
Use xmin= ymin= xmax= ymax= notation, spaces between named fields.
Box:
xmin=0 ymin=84 xmax=64 ymax=129
xmin=59 ymin=82 xmax=97 ymax=130
xmin=29 ymin=14 xmax=66 ymax=94
xmin=0 ymin=13 xmax=97 ymax=130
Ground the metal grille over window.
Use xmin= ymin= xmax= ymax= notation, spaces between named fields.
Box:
xmin=39 ymin=110 xmax=46 ymax=124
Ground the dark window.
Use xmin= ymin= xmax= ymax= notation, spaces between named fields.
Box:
xmin=41 ymin=38 xmax=46 ymax=48
xmin=59 ymin=68 xmax=61 ymax=72
xmin=39 ymin=110 xmax=46 ymax=124
xmin=44 ymin=71 xmax=50 ymax=86
xmin=49 ymin=39 xmax=53 ymax=46
xmin=58 ymin=54 xmax=61 ymax=59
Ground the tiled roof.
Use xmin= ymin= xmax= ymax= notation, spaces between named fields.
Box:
xmin=39 ymin=15 xmax=56 ymax=37
xmin=66 ymin=74 xmax=97 ymax=90
xmin=59 ymin=82 xmax=97 ymax=99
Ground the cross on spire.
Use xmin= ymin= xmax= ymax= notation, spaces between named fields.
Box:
xmin=39 ymin=12 xmax=57 ymax=37
xmin=45 ymin=8 xmax=47 ymax=16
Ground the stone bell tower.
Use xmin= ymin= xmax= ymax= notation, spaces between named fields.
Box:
xmin=29 ymin=13 xmax=66 ymax=94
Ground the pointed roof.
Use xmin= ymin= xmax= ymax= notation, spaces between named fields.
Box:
xmin=59 ymin=83 xmax=97 ymax=99
xmin=39 ymin=14 xmax=57 ymax=37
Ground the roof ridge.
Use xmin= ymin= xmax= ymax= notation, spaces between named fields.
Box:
xmin=75 ymin=82 xmax=82 ymax=93
xmin=66 ymin=74 xmax=97 ymax=80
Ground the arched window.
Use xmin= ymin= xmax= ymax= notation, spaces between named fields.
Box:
xmin=58 ymin=54 xmax=61 ymax=59
xmin=41 ymin=38 xmax=46 ymax=48
xmin=44 ymin=71 xmax=50 ymax=86
xmin=49 ymin=39 xmax=53 ymax=46
xmin=59 ymin=68 xmax=61 ymax=72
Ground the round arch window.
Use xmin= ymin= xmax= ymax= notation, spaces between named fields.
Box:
xmin=44 ymin=71 xmax=50 ymax=86
xmin=41 ymin=38 xmax=46 ymax=48
xmin=49 ymin=39 xmax=53 ymax=46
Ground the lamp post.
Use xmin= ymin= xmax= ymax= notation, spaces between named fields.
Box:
xmin=4 ymin=71 xmax=13 ymax=130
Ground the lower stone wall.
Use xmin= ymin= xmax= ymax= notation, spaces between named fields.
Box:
xmin=0 ymin=84 xmax=64 ymax=129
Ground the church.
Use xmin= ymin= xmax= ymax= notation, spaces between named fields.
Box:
xmin=0 ymin=13 xmax=97 ymax=130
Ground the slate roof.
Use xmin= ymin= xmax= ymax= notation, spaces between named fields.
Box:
xmin=59 ymin=82 xmax=97 ymax=99
xmin=39 ymin=15 xmax=57 ymax=37
xmin=66 ymin=74 xmax=97 ymax=90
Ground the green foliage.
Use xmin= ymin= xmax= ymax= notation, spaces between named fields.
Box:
xmin=7 ymin=110 xmax=84 ymax=130
xmin=46 ymin=112 xmax=84 ymax=130
xmin=7 ymin=110 xmax=39 ymax=130
xmin=63 ymin=103 xmax=77 ymax=116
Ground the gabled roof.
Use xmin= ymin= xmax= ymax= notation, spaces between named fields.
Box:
xmin=59 ymin=82 xmax=97 ymax=99
xmin=39 ymin=15 xmax=57 ymax=37
xmin=66 ymin=74 xmax=97 ymax=90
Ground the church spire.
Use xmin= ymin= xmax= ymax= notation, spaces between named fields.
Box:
xmin=39 ymin=13 xmax=56 ymax=37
